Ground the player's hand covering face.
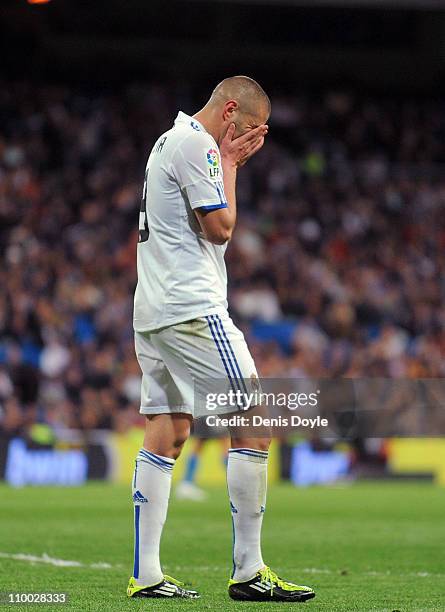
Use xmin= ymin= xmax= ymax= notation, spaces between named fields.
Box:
xmin=220 ymin=123 xmax=268 ymax=168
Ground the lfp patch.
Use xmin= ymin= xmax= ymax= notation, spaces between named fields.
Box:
xmin=206 ymin=148 xmax=220 ymax=179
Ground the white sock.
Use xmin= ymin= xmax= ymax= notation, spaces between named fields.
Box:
xmin=227 ymin=447 xmax=268 ymax=581
xmin=132 ymin=448 xmax=174 ymax=586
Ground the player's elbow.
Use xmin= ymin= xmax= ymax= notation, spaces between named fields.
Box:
xmin=205 ymin=228 xmax=232 ymax=245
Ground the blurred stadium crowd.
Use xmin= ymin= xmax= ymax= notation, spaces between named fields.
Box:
xmin=1 ymin=81 xmax=445 ymax=436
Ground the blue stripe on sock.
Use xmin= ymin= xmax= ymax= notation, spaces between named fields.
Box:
xmin=215 ymin=315 xmax=249 ymax=397
xmin=233 ymin=449 xmax=268 ymax=455
xmin=206 ymin=316 xmax=237 ymax=396
xmin=230 ymin=511 xmax=236 ymax=579
xmin=137 ymin=455 xmax=172 ymax=474
xmin=138 ymin=452 xmax=169 ymax=471
xmin=229 ymin=448 xmax=269 ymax=456
xmin=140 ymin=449 xmax=174 ymax=467
xmin=229 ymin=449 xmax=269 ymax=460
xmin=139 ymin=449 xmax=173 ymax=469
xmin=137 ymin=457 xmax=170 ymax=472
xmin=133 ymin=505 xmax=140 ymax=579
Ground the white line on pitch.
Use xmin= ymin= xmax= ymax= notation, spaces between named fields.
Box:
xmin=0 ymin=552 xmax=121 ymax=569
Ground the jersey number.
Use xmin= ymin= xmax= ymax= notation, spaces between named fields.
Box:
xmin=139 ymin=166 xmax=150 ymax=243
xmin=139 ymin=137 xmax=167 ymax=243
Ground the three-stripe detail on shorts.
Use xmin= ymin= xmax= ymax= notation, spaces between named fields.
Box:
xmin=205 ymin=314 xmax=249 ymax=402
xmin=214 ymin=315 xmax=248 ymax=395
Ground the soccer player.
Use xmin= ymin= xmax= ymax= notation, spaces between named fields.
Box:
xmin=127 ymin=76 xmax=315 ymax=602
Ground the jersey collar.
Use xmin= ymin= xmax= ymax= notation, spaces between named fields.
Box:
xmin=175 ymin=111 xmax=207 ymax=134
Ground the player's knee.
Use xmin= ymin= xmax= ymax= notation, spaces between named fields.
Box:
xmin=143 ymin=414 xmax=191 ymax=459
xmin=168 ymin=418 xmax=191 ymax=458
xmin=256 ymin=437 xmax=271 ymax=452
xmin=171 ymin=432 xmax=189 ymax=458
xmin=250 ymin=438 xmax=271 ymax=452
xmin=144 ymin=434 xmax=189 ymax=460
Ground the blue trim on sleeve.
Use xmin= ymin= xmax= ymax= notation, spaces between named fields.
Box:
xmin=199 ymin=203 xmax=228 ymax=211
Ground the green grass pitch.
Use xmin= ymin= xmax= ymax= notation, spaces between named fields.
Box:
xmin=0 ymin=481 xmax=444 ymax=611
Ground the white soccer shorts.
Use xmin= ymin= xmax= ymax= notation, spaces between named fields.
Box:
xmin=135 ymin=312 xmax=258 ymax=417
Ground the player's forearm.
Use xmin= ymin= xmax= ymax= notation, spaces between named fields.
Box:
xmin=195 ymin=160 xmax=237 ymax=245
xmin=221 ymin=161 xmax=237 ymax=231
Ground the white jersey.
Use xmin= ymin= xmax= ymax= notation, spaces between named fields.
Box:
xmin=133 ymin=112 xmax=229 ymax=332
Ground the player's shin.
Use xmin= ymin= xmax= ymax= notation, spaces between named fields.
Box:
xmin=226 ymin=448 xmax=268 ymax=582
xmin=131 ymin=449 xmax=175 ymax=586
